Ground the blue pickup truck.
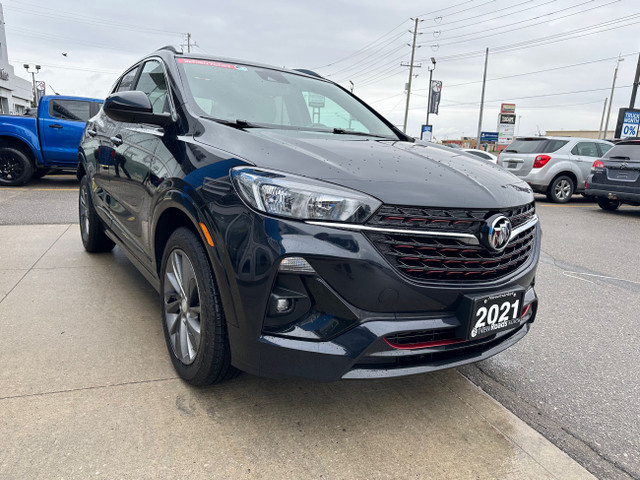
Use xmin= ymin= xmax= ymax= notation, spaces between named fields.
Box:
xmin=0 ymin=95 xmax=103 ymax=186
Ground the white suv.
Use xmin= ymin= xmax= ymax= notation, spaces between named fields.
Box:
xmin=498 ymin=137 xmax=613 ymax=203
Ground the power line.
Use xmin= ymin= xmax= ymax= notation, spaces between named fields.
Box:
xmin=414 ymin=53 xmax=638 ymax=91
xmin=418 ymin=0 xmax=498 ymax=21
xmin=4 ymin=3 xmax=183 ymax=36
xmin=423 ymin=13 xmax=640 ymax=62
xmin=418 ymin=0 xmax=542 ymax=29
xmin=439 ymin=84 xmax=633 ymax=108
xmin=422 ymin=0 xmax=621 ymax=47
xmin=14 ymin=60 xmax=120 ymax=75
xmin=325 ymin=40 xmax=407 ymax=78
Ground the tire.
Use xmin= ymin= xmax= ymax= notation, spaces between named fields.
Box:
xmin=597 ymin=197 xmax=620 ymax=211
xmin=0 ymin=147 xmax=33 ymax=186
xmin=160 ymin=227 xmax=239 ymax=386
xmin=546 ymin=175 xmax=574 ymax=203
xmin=78 ymin=175 xmax=115 ymax=252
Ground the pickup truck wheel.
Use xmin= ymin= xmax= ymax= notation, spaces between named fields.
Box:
xmin=161 ymin=227 xmax=239 ymax=386
xmin=596 ymin=197 xmax=620 ymax=211
xmin=0 ymin=147 xmax=33 ymax=186
xmin=546 ymin=175 xmax=574 ymax=203
xmin=79 ymin=176 xmax=115 ymax=252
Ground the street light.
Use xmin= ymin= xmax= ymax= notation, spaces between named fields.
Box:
xmin=425 ymin=57 xmax=437 ymax=130
xmin=23 ymin=64 xmax=41 ymax=107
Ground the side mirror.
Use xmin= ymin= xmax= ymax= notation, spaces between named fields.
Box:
xmin=103 ymin=90 xmax=172 ymax=127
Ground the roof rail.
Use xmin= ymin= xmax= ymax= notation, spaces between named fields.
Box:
xmin=293 ymin=69 xmax=323 ymax=78
xmin=156 ymin=45 xmax=184 ymax=54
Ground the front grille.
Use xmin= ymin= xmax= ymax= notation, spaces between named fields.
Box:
xmin=365 ymin=202 xmax=536 ymax=283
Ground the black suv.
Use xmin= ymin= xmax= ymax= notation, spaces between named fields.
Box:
xmin=586 ymin=139 xmax=640 ymax=210
xmin=78 ymin=47 xmax=540 ymax=385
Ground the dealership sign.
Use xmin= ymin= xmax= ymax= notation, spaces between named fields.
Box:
xmin=500 ymin=103 xmax=516 ymax=114
xmin=614 ymin=108 xmax=640 ymax=138
xmin=497 ymin=113 xmax=516 ymax=145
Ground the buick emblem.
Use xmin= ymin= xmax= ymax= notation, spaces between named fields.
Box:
xmin=480 ymin=214 xmax=512 ymax=253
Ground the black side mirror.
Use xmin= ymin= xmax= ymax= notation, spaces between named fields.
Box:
xmin=103 ymin=90 xmax=173 ymax=127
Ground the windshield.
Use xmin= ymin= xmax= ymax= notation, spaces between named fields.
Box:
xmin=504 ymin=138 xmax=568 ymax=154
xmin=176 ymin=58 xmax=399 ymax=138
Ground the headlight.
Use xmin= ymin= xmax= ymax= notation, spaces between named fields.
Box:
xmin=230 ymin=167 xmax=381 ymax=223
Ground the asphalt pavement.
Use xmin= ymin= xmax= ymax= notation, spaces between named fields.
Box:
xmin=462 ymin=195 xmax=640 ymax=480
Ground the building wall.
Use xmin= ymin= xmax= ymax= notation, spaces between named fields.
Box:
xmin=0 ymin=3 xmax=34 ymax=114
xmin=544 ymin=130 xmax=601 ymax=139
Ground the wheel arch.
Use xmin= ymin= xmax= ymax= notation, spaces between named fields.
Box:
xmin=0 ymin=135 xmax=38 ymax=166
xmin=152 ymin=193 xmax=240 ymax=329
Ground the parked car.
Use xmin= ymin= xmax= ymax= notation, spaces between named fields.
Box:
xmin=0 ymin=95 xmax=103 ymax=185
xmin=585 ymin=139 xmax=640 ymax=210
xmin=462 ymin=148 xmax=498 ymax=164
xmin=78 ymin=46 xmax=540 ymax=385
xmin=497 ymin=136 xmax=613 ymax=203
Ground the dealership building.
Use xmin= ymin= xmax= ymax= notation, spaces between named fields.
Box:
xmin=0 ymin=3 xmax=33 ymax=114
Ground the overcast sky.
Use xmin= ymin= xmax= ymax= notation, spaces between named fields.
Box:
xmin=3 ymin=0 xmax=639 ymax=139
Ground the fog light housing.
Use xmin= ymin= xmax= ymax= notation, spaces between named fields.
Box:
xmin=276 ymin=298 xmax=292 ymax=313
xmin=278 ymin=257 xmax=315 ymax=274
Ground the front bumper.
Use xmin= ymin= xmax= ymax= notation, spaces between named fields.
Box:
xmin=211 ymin=206 xmax=541 ymax=381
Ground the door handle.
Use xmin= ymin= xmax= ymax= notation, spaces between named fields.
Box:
xmin=87 ymin=129 xmax=97 ymax=137
xmin=49 ymin=124 xmax=63 ymax=129
xmin=110 ymin=135 xmax=123 ymax=146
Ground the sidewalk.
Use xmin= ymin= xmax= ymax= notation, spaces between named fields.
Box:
xmin=0 ymin=224 xmax=596 ymax=480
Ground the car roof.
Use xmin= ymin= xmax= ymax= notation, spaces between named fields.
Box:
xmin=513 ymin=136 xmax=611 ymax=143
xmin=152 ymin=45 xmax=327 ymax=81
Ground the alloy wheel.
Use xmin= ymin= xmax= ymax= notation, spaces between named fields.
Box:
xmin=554 ymin=179 xmax=572 ymax=201
xmin=0 ymin=156 xmax=23 ymax=181
xmin=79 ymin=183 xmax=90 ymax=241
xmin=164 ymin=249 xmax=202 ymax=365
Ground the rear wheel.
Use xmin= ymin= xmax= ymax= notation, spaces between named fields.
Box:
xmin=79 ymin=175 xmax=115 ymax=252
xmin=160 ymin=227 xmax=239 ymax=386
xmin=546 ymin=175 xmax=574 ymax=203
xmin=0 ymin=147 xmax=33 ymax=186
xmin=597 ymin=197 xmax=620 ymax=211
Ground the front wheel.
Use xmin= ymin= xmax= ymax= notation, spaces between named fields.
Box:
xmin=160 ymin=227 xmax=238 ymax=386
xmin=546 ymin=175 xmax=574 ymax=203
xmin=597 ymin=197 xmax=620 ymax=211
xmin=79 ymin=175 xmax=115 ymax=252
xmin=0 ymin=147 xmax=33 ymax=186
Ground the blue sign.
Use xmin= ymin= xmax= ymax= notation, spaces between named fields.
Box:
xmin=480 ymin=131 xmax=499 ymax=142
xmin=421 ymin=124 xmax=433 ymax=141
xmin=623 ymin=111 xmax=640 ymax=137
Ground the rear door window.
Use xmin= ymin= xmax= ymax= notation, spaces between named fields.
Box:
xmin=49 ymin=99 xmax=92 ymax=122
xmin=571 ymin=142 xmax=599 ymax=157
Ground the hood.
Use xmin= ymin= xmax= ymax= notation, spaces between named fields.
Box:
xmin=195 ymin=123 xmax=533 ymax=209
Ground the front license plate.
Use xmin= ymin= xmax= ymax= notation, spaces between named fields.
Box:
xmin=468 ymin=290 xmax=523 ymax=340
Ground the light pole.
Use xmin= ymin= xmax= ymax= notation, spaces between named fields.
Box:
xmin=603 ymin=55 xmax=624 ymax=139
xmin=425 ymin=57 xmax=436 ymax=129
xmin=516 ymin=115 xmax=522 ymax=136
xmin=23 ymin=64 xmax=41 ymax=106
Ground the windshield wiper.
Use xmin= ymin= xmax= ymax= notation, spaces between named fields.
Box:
xmin=331 ymin=128 xmax=394 ymax=139
xmin=204 ymin=117 xmax=262 ymax=129
xmin=608 ymin=155 xmax=631 ymax=160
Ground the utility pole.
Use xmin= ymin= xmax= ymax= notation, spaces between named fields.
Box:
xmin=598 ymin=98 xmax=608 ymax=139
xmin=182 ymin=33 xmax=198 ymax=53
xmin=475 ymin=48 xmax=489 ymax=149
xmin=23 ymin=64 xmax=41 ymax=106
xmin=402 ymin=18 xmax=422 ymax=134
xmin=425 ymin=57 xmax=436 ymax=129
xmin=629 ymin=52 xmax=640 ymax=109
xmin=603 ymin=54 xmax=624 ymax=139
xmin=349 ymin=80 xmax=354 ymax=93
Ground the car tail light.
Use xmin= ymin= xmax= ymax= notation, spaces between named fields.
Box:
xmin=591 ymin=160 xmax=605 ymax=173
xmin=533 ymin=155 xmax=551 ymax=168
